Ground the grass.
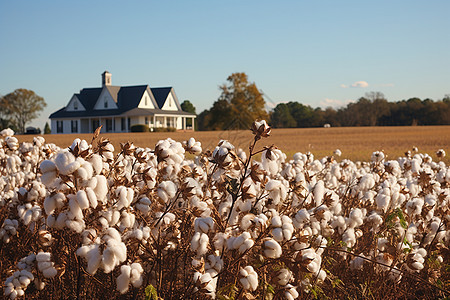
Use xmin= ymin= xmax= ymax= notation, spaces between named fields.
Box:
xmin=17 ymin=125 xmax=450 ymax=163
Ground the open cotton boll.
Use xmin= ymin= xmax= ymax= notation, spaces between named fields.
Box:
xmin=68 ymin=196 xmax=83 ymax=220
xmin=93 ymin=175 xmax=108 ymax=203
xmin=191 ymin=232 xmax=209 ymax=256
xmin=43 ymin=196 xmax=57 ymax=215
xmin=263 ymin=238 xmax=282 ymax=258
xmin=239 ymin=266 xmax=258 ymax=291
xmin=39 ymin=160 xmax=57 ymax=173
xmin=130 ymin=263 xmax=144 ymax=287
xmin=157 ymin=181 xmax=177 ymax=203
xmin=116 ymin=264 xmax=131 ymax=294
xmin=194 ymin=217 xmax=214 ymax=233
xmin=84 ymin=187 xmax=98 ymax=209
xmin=76 ymin=190 xmax=90 ymax=209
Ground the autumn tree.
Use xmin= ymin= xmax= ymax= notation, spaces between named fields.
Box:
xmin=0 ymin=89 xmax=47 ymax=133
xmin=199 ymin=73 xmax=268 ymax=130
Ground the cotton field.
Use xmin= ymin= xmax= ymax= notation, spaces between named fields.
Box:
xmin=1 ymin=122 xmax=449 ymax=299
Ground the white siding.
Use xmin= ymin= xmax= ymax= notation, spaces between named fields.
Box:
xmin=161 ymin=93 xmax=178 ymax=111
xmin=137 ymin=90 xmax=155 ymax=109
xmin=93 ymin=88 xmax=118 ymax=110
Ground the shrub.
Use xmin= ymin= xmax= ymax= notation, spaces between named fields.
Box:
xmin=153 ymin=127 xmax=176 ymax=132
xmin=130 ymin=124 xmax=149 ymax=132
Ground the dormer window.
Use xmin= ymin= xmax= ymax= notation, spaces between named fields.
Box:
xmin=169 ymin=98 xmax=172 ymax=107
xmin=145 ymin=96 xmax=148 ymax=106
xmin=73 ymin=101 xmax=78 ymax=110
xmin=104 ymin=97 xmax=108 ymax=108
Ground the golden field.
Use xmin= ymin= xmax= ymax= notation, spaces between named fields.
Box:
xmin=17 ymin=126 xmax=450 ymax=163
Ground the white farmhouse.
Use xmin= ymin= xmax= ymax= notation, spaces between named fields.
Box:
xmin=49 ymin=71 xmax=196 ymax=134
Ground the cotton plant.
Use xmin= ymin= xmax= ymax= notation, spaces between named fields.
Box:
xmin=1 ymin=122 xmax=450 ymax=299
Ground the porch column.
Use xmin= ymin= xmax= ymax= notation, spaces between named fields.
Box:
xmin=191 ymin=117 xmax=195 ymax=130
xmin=183 ymin=117 xmax=186 ymax=130
xmin=164 ymin=116 xmax=167 ymax=128
xmin=153 ymin=115 xmax=155 ymax=129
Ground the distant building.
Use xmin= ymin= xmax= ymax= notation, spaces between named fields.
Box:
xmin=49 ymin=71 xmax=196 ymax=134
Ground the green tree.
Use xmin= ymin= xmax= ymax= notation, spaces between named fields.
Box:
xmin=270 ymin=103 xmax=296 ymax=128
xmin=44 ymin=122 xmax=51 ymax=134
xmin=180 ymin=100 xmax=197 ymax=130
xmin=0 ymin=89 xmax=47 ymax=133
xmin=180 ymin=100 xmax=196 ymax=114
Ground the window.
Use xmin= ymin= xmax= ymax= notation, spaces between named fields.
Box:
xmin=169 ymin=98 xmax=172 ymax=107
xmin=127 ymin=118 xmax=130 ymax=130
xmin=92 ymin=120 xmax=100 ymax=132
xmin=121 ymin=118 xmax=126 ymax=131
xmin=104 ymin=97 xmax=108 ymax=108
xmin=73 ymin=101 xmax=78 ymax=110
xmin=57 ymin=121 xmax=63 ymax=133
xmin=145 ymin=117 xmax=148 ymax=125
xmin=145 ymin=96 xmax=148 ymax=106
xmin=106 ymin=119 xmax=112 ymax=132
xmin=71 ymin=120 xmax=78 ymax=133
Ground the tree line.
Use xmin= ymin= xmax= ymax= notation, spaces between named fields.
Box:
xmin=270 ymin=92 xmax=450 ymax=128
xmin=195 ymin=73 xmax=450 ymax=130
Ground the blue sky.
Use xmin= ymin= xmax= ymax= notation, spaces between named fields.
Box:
xmin=1 ymin=0 xmax=449 ymax=129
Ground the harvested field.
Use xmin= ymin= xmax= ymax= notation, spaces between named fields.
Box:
xmin=18 ymin=126 xmax=450 ymax=163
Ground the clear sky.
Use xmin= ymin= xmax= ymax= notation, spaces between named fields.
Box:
xmin=1 ymin=0 xmax=449 ymax=129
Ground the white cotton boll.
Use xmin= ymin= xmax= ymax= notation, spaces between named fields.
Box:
xmin=54 ymin=212 xmax=68 ymax=229
xmin=40 ymin=160 xmax=57 ymax=173
xmin=36 ymin=252 xmax=51 ymax=262
xmin=76 ymin=167 xmax=88 ymax=181
xmin=85 ymin=187 xmax=98 ymax=209
xmin=76 ymin=245 xmax=90 ymax=257
xmin=272 ymin=228 xmax=284 ymax=242
xmin=313 ymin=180 xmax=325 ymax=206
xmin=69 ymin=197 xmax=83 ymax=220
xmin=66 ymin=219 xmax=85 ymax=233
xmin=42 ymin=267 xmax=57 ymax=279
xmin=81 ymin=161 xmax=93 ymax=178
xmin=76 ymin=190 xmax=90 ymax=209
xmin=86 ymin=246 xmax=102 ymax=275
xmin=38 ymin=261 xmax=53 ymax=270
xmin=102 ymin=248 xmax=117 ymax=273
xmin=271 ymin=216 xmax=282 ymax=228
xmin=94 ymin=175 xmax=108 ymax=203
xmin=40 ymin=170 xmax=58 ymax=187
xmin=18 ymin=276 xmax=31 ymax=287
xmin=263 ymin=238 xmax=282 ymax=258
xmin=238 ymin=239 xmax=254 ymax=254
xmin=194 ymin=217 xmax=214 ymax=233
xmin=43 ymin=196 xmax=57 ymax=215
xmin=116 ymin=265 xmax=131 ymax=294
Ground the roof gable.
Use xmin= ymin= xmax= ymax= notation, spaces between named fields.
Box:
xmin=137 ymin=89 xmax=156 ymax=109
xmin=93 ymin=87 xmax=118 ymax=110
xmin=66 ymin=95 xmax=86 ymax=112
xmin=151 ymin=87 xmax=182 ymax=111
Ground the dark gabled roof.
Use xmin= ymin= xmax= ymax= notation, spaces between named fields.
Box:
xmin=118 ymin=85 xmax=150 ymax=111
xmin=151 ymin=87 xmax=172 ymax=109
xmin=75 ymin=88 xmax=103 ymax=111
xmin=50 ymin=84 xmax=193 ymax=119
